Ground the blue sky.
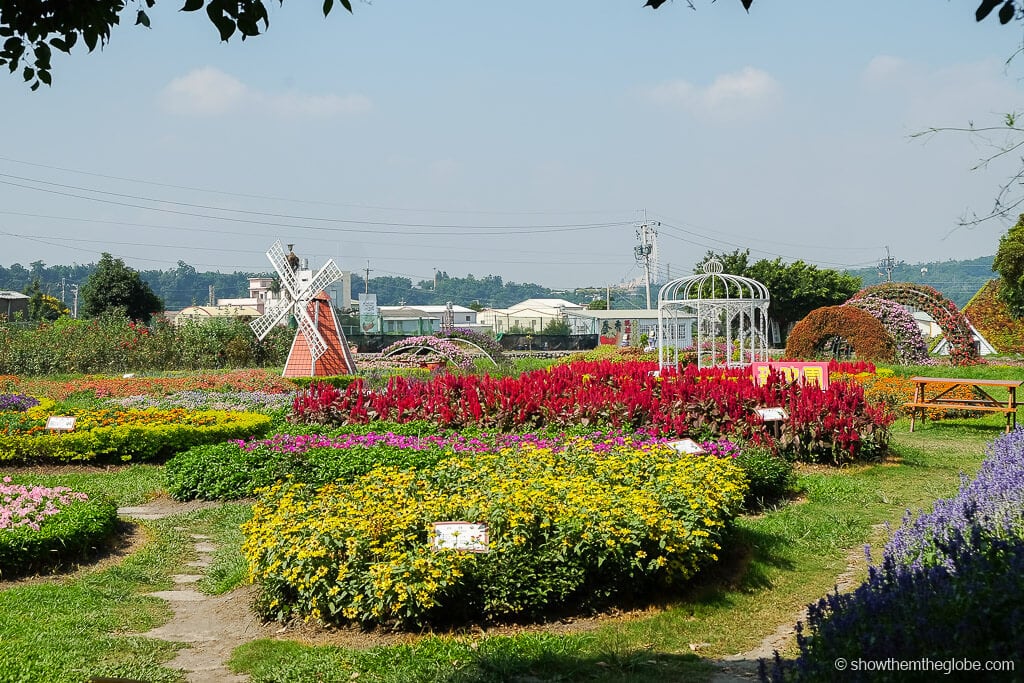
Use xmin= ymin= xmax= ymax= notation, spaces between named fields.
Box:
xmin=1 ymin=1 xmax=1022 ymax=289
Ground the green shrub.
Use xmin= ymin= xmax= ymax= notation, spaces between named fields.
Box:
xmin=289 ymin=376 xmax=358 ymax=390
xmin=0 ymin=486 xmax=119 ymax=579
xmin=736 ymin=446 xmax=797 ymax=510
xmin=0 ymin=315 xmax=292 ymax=376
xmin=165 ymin=442 xmax=295 ymax=501
xmin=165 ymin=434 xmax=451 ymax=501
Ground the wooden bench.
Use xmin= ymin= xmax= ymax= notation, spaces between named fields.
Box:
xmin=905 ymin=377 xmax=1021 ymax=433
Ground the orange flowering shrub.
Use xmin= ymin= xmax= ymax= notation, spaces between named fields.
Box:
xmin=963 ymin=279 xmax=1024 ymax=355
xmin=785 ymin=306 xmax=896 ymax=363
xmin=836 ymin=373 xmax=975 ymax=419
xmin=4 ymin=369 xmax=298 ymax=401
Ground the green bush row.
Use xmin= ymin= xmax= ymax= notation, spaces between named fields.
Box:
xmin=0 ymin=411 xmax=272 ymax=464
xmin=288 ymin=376 xmax=358 ymax=390
xmin=0 ymin=315 xmax=293 ymax=376
xmin=165 ymin=437 xmax=450 ymax=501
xmin=736 ymin=447 xmax=798 ymax=510
xmin=0 ymin=498 xmax=119 ymax=579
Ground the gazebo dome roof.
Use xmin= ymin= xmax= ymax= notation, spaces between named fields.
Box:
xmin=658 ymin=259 xmax=770 ymax=303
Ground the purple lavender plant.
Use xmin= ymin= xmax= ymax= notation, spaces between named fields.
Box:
xmin=761 ymin=428 xmax=1024 ymax=681
xmin=883 ymin=427 xmax=1024 ymax=571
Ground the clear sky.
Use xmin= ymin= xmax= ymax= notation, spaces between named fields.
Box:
xmin=1 ymin=0 xmax=1023 ymax=289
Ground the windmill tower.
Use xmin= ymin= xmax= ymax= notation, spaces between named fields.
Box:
xmin=251 ymin=241 xmax=357 ymax=377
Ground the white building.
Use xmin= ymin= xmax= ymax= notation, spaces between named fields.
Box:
xmin=569 ymin=308 xmax=695 ymax=347
xmin=173 ymin=304 xmax=263 ymax=325
xmin=220 ymin=274 xmax=352 ymax=315
xmin=377 ymin=304 xmax=483 ymax=335
xmin=478 ymin=298 xmax=585 ymax=334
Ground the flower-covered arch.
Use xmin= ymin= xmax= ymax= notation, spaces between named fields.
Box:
xmin=380 ymin=336 xmax=476 ymax=371
xmin=784 ymin=305 xmax=896 ymax=363
xmin=848 ymin=283 xmax=980 ymax=366
xmin=845 ymin=296 xmax=933 ymax=365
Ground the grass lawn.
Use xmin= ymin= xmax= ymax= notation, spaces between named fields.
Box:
xmin=0 ymin=404 xmax=1009 ymax=681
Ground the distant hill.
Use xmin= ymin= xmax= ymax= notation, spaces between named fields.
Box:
xmin=843 ymin=255 xmax=995 ymax=308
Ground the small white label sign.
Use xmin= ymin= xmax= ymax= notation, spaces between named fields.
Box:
xmin=431 ymin=521 xmax=489 ymax=553
xmin=45 ymin=416 xmax=76 ymax=432
xmin=756 ymin=407 xmax=789 ymax=422
xmin=666 ymin=438 xmax=707 ymax=455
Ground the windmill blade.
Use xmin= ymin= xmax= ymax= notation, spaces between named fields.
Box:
xmin=250 ymin=297 xmax=295 ymax=340
xmin=301 ymin=260 xmax=343 ymax=300
xmin=266 ymin=241 xmax=299 ymax=298
xmin=296 ymin=304 xmax=328 ymax=362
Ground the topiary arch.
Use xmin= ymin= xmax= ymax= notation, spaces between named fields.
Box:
xmin=785 ymin=305 xmax=896 ymax=363
xmin=848 ymin=283 xmax=980 ymax=366
xmin=845 ymin=296 xmax=933 ymax=365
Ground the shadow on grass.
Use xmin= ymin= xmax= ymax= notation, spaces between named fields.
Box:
xmin=444 ymin=646 xmax=709 ymax=682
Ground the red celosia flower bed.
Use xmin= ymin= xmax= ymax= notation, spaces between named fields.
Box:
xmin=292 ymin=360 xmax=893 ymax=464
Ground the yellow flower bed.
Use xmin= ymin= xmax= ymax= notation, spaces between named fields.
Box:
xmin=0 ymin=409 xmax=271 ymax=463
xmin=243 ymin=438 xmax=746 ymax=628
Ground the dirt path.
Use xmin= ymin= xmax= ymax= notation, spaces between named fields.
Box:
xmin=707 ymin=525 xmax=882 ymax=682
xmin=119 ymin=498 xmax=273 ymax=683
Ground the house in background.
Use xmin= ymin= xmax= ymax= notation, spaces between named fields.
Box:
xmin=173 ymin=304 xmax=262 ymax=325
xmin=0 ymin=290 xmax=30 ymax=320
xmin=377 ymin=304 xmax=485 ymax=335
xmin=932 ymin=323 xmax=997 ymax=356
xmin=478 ymin=298 xmax=584 ymax=334
xmin=569 ymin=308 xmax=695 ymax=348
xmin=911 ymin=310 xmax=943 ymax=339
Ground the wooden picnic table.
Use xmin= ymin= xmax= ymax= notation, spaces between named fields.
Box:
xmin=905 ymin=376 xmax=1022 ymax=433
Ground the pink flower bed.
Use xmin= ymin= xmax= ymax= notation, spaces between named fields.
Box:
xmin=0 ymin=476 xmax=89 ymax=532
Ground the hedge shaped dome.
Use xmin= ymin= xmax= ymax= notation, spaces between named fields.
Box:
xmin=785 ymin=305 xmax=896 ymax=363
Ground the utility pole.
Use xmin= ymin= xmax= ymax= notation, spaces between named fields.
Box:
xmin=433 ymin=268 xmax=438 ymax=291
xmin=634 ymin=210 xmax=660 ymax=309
xmin=208 ymin=285 xmax=215 ymax=306
xmin=70 ymin=285 xmax=79 ymax=319
xmin=878 ymin=246 xmax=897 ymax=282
xmin=606 ymin=285 xmax=611 ymax=310
xmin=364 ymin=260 xmax=372 ymax=294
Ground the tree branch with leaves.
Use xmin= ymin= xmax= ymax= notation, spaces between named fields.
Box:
xmin=5 ymin=2 xmax=1017 ymax=90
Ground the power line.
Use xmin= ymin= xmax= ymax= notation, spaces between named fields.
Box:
xmin=0 ymin=173 xmax=632 ymax=233
xmin=0 ymin=154 xmax=632 ymax=217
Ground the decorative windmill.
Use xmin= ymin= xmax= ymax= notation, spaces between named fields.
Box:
xmin=251 ymin=241 xmax=357 ymax=377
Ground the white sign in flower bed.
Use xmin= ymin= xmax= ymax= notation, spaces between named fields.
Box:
xmin=45 ymin=416 xmax=76 ymax=432
xmin=666 ymin=438 xmax=707 ymax=455
xmin=430 ymin=521 xmax=489 ymax=553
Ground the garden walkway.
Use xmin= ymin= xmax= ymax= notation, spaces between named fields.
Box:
xmin=119 ymin=498 xmax=271 ymax=683
xmin=116 ymin=500 xmax=878 ymax=683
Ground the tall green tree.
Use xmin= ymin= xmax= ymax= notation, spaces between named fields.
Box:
xmin=693 ymin=248 xmax=751 ymax=276
xmin=80 ymin=253 xmax=164 ymax=323
xmin=993 ymin=213 xmax=1024 ymax=316
xmin=747 ymin=258 xmax=861 ymax=334
xmin=24 ymin=279 xmax=68 ymax=321
xmin=695 ymin=250 xmax=861 ymax=337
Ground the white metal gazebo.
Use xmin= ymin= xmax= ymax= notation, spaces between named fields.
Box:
xmin=657 ymin=259 xmax=771 ymax=370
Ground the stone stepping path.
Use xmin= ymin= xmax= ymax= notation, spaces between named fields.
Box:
xmin=118 ymin=503 xmax=271 ymax=683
